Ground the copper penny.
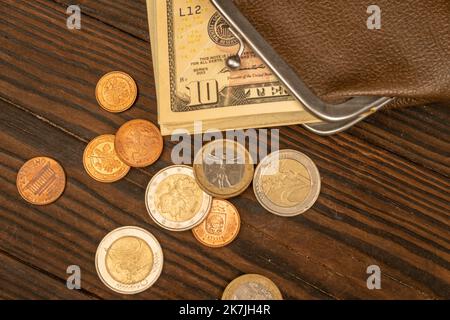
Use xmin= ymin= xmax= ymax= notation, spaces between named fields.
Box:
xmin=83 ymin=134 xmax=130 ymax=183
xmin=192 ymin=199 xmax=240 ymax=248
xmin=95 ymin=71 xmax=137 ymax=113
xmin=16 ymin=157 xmax=66 ymax=205
xmin=115 ymin=119 xmax=163 ymax=167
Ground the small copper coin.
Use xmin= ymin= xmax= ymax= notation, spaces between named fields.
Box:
xmin=222 ymin=274 xmax=283 ymax=300
xmin=17 ymin=157 xmax=66 ymax=205
xmin=95 ymin=71 xmax=137 ymax=113
xmin=83 ymin=134 xmax=130 ymax=183
xmin=192 ymin=199 xmax=240 ymax=248
xmin=115 ymin=119 xmax=163 ymax=167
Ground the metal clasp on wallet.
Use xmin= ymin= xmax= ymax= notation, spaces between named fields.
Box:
xmin=210 ymin=0 xmax=393 ymax=135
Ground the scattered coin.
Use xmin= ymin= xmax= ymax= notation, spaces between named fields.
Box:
xmin=95 ymin=226 xmax=164 ymax=295
xmin=193 ymin=139 xmax=254 ymax=199
xmin=115 ymin=119 xmax=163 ymax=167
xmin=253 ymin=150 xmax=321 ymax=217
xmin=192 ymin=199 xmax=240 ymax=248
xmin=95 ymin=71 xmax=137 ymax=113
xmin=222 ymin=274 xmax=283 ymax=300
xmin=145 ymin=165 xmax=212 ymax=231
xmin=16 ymin=157 xmax=66 ymax=205
xmin=83 ymin=134 xmax=130 ymax=183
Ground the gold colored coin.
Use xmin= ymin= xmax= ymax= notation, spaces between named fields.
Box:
xmin=253 ymin=150 xmax=321 ymax=217
xmin=145 ymin=165 xmax=212 ymax=231
xmin=222 ymin=274 xmax=283 ymax=300
xmin=115 ymin=119 xmax=164 ymax=168
xmin=16 ymin=157 xmax=66 ymax=205
xmin=83 ymin=134 xmax=130 ymax=183
xmin=106 ymin=236 xmax=153 ymax=284
xmin=192 ymin=199 xmax=240 ymax=248
xmin=95 ymin=71 xmax=137 ymax=113
xmin=95 ymin=226 xmax=163 ymax=295
xmin=193 ymin=139 xmax=254 ymax=199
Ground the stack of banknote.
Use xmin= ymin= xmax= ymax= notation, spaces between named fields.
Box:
xmin=147 ymin=0 xmax=318 ymax=135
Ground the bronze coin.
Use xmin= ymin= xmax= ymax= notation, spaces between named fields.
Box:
xmin=95 ymin=71 xmax=138 ymax=113
xmin=83 ymin=134 xmax=130 ymax=183
xmin=192 ymin=199 xmax=240 ymax=248
xmin=16 ymin=157 xmax=66 ymax=205
xmin=115 ymin=119 xmax=163 ymax=167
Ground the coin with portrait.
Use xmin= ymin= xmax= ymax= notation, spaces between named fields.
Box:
xmin=222 ymin=274 xmax=283 ymax=300
xmin=95 ymin=71 xmax=137 ymax=113
xmin=115 ymin=119 xmax=163 ymax=167
xmin=192 ymin=199 xmax=240 ymax=248
xmin=253 ymin=150 xmax=321 ymax=217
xmin=16 ymin=157 xmax=66 ymax=205
xmin=145 ymin=165 xmax=212 ymax=231
xmin=193 ymin=139 xmax=254 ymax=199
xmin=95 ymin=226 xmax=163 ymax=295
xmin=83 ymin=134 xmax=130 ymax=183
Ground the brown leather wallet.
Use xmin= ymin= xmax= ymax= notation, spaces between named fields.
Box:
xmin=217 ymin=0 xmax=450 ymax=109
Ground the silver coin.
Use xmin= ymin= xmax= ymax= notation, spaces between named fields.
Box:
xmin=95 ymin=226 xmax=163 ymax=295
xmin=193 ymin=139 xmax=254 ymax=199
xmin=145 ymin=165 xmax=212 ymax=231
xmin=222 ymin=274 xmax=283 ymax=300
xmin=253 ymin=150 xmax=321 ymax=217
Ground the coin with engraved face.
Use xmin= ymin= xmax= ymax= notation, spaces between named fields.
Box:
xmin=95 ymin=226 xmax=163 ymax=295
xmin=192 ymin=199 xmax=240 ymax=248
xmin=193 ymin=140 xmax=254 ymax=199
xmin=83 ymin=134 xmax=130 ymax=183
xmin=145 ymin=165 xmax=212 ymax=231
xmin=253 ymin=150 xmax=321 ymax=217
xmin=115 ymin=119 xmax=163 ymax=167
xmin=16 ymin=157 xmax=66 ymax=205
xmin=222 ymin=274 xmax=283 ymax=300
xmin=95 ymin=71 xmax=137 ymax=113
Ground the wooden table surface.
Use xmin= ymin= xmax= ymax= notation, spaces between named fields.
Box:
xmin=1 ymin=0 xmax=449 ymax=300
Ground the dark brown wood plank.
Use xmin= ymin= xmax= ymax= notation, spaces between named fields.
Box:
xmin=0 ymin=250 xmax=92 ymax=299
xmin=0 ymin=0 xmax=449 ymax=299
xmin=54 ymin=0 xmax=150 ymax=41
xmin=2 ymin=92 xmax=447 ymax=299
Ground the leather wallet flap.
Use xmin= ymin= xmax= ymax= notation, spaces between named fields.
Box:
xmin=232 ymin=0 xmax=450 ymax=106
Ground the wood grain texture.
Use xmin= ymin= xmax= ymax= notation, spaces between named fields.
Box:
xmin=0 ymin=0 xmax=449 ymax=300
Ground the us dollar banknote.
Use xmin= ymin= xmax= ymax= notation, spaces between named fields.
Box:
xmin=148 ymin=0 xmax=317 ymax=135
